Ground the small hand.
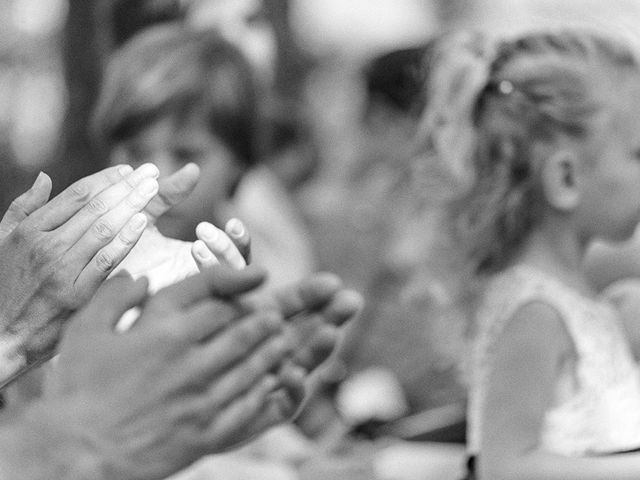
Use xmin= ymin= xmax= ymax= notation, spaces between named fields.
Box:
xmin=192 ymin=218 xmax=251 ymax=270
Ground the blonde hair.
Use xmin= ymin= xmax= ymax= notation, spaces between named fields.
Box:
xmin=418 ymin=29 xmax=640 ymax=274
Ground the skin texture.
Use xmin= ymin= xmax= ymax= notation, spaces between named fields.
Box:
xmin=0 ymin=164 xmax=158 ymax=365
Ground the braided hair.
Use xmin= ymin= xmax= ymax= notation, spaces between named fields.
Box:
xmin=418 ymin=29 xmax=640 ymax=274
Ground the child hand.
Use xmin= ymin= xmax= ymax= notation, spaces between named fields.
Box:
xmin=192 ymin=218 xmax=251 ymax=270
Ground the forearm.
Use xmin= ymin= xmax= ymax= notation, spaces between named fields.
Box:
xmin=0 ymin=400 xmax=107 ymax=480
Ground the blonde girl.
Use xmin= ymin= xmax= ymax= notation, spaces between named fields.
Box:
xmin=420 ymin=29 xmax=640 ymax=479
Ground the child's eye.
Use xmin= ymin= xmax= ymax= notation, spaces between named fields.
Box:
xmin=173 ymin=147 xmax=204 ymax=164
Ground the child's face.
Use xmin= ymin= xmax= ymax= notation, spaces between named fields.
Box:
xmin=113 ymin=110 xmax=244 ymax=241
xmin=577 ymin=80 xmax=640 ymax=243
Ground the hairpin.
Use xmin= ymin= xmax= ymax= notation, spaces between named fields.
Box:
xmin=497 ymin=80 xmax=514 ymax=95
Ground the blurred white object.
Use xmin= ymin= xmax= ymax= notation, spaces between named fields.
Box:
xmin=111 ymin=225 xmax=198 ymax=294
xmin=291 ymin=0 xmax=435 ymax=58
xmin=336 ymin=367 xmax=409 ymax=426
xmin=475 ymin=0 xmax=640 ymax=42
xmin=111 ymin=226 xmax=199 ymax=331
xmin=186 ymin=0 xmax=276 ymax=83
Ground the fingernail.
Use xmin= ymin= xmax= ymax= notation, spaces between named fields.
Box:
xmin=118 ymin=164 xmax=134 ymax=176
xmin=136 ymin=163 xmax=160 ymax=178
xmin=138 ymin=178 xmax=158 ymax=196
xmin=33 ymin=171 xmax=48 ymax=188
xmin=129 ymin=213 xmax=147 ymax=231
xmin=198 ymin=222 xmax=219 ymax=242
xmin=227 ymin=218 xmax=245 ymax=237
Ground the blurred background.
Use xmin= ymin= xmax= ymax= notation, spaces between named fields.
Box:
xmin=3 ymin=1 xmax=640 ymax=477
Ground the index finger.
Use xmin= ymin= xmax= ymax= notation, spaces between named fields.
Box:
xmin=28 ymin=165 xmax=132 ymax=230
xmin=152 ymin=264 xmax=267 ymax=310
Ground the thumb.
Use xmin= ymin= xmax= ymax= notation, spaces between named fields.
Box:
xmin=144 ymin=163 xmax=200 ymax=224
xmin=0 ymin=172 xmax=52 ymax=239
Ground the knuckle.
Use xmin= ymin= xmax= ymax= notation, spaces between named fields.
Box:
xmin=91 ymin=220 xmax=115 ymax=241
xmin=85 ymin=197 xmax=109 ymax=216
xmin=117 ymin=228 xmax=138 ymax=248
xmin=7 ymin=198 xmax=27 ymax=217
xmin=124 ymin=173 xmax=140 ymax=190
xmin=68 ymin=181 xmax=90 ymax=202
xmin=94 ymin=250 xmax=116 ymax=273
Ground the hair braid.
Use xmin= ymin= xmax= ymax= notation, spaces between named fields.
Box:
xmin=419 ymin=28 xmax=640 ymax=274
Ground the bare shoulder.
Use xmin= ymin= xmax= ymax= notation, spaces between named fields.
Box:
xmin=497 ymin=300 xmax=574 ymax=362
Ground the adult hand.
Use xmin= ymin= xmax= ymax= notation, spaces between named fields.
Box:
xmin=0 ymin=163 xmax=197 ymax=241
xmin=45 ymin=266 xmax=297 ymax=480
xmin=192 ymin=222 xmax=363 ymax=433
xmin=0 ymin=163 xmax=160 ymax=375
xmin=235 ymin=272 xmax=364 ymax=438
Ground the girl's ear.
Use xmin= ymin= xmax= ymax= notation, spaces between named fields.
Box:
xmin=541 ymin=150 xmax=581 ymax=211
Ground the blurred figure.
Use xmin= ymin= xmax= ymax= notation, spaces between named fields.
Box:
xmin=110 ymin=0 xmax=186 ymax=47
xmin=93 ymin=24 xmax=315 ymax=291
xmin=325 ymin=38 xmax=467 ymax=423
xmin=421 ymin=29 xmax=640 ymax=479
xmin=91 ymin=23 xmax=323 ymax=480
xmin=93 ymin=24 xmax=258 ymax=241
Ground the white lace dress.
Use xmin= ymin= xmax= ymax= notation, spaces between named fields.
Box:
xmin=467 ymin=265 xmax=640 ymax=457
